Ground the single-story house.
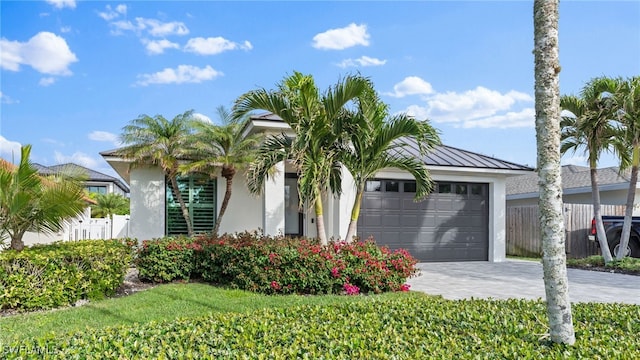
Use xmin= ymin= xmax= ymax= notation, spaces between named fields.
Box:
xmin=507 ymin=165 xmax=640 ymax=214
xmin=102 ymin=114 xmax=533 ymax=262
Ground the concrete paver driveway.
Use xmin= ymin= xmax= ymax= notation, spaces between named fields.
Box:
xmin=407 ymin=259 xmax=640 ymax=304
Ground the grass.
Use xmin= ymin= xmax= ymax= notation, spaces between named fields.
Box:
xmin=0 ymin=282 xmax=419 ymax=343
xmin=566 ymin=255 xmax=640 ymax=274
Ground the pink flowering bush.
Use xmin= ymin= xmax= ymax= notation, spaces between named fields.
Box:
xmin=136 ymin=232 xmax=419 ymax=295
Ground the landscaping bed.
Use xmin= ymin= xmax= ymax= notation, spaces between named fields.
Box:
xmin=2 ymin=295 xmax=639 ymax=359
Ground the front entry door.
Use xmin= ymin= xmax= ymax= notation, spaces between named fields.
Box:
xmin=285 ymin=175 xmax=303 ymax=236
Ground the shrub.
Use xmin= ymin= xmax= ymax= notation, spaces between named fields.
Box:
xmin=5 ymin=297 xmax=640 ymax=359
xmin=136 ymin=236 xmax=201 ymax=283
xmin=137 ymin=232 xmax=419 ymax=295
xmin=0 ymin=239 xmax=132 ymax=311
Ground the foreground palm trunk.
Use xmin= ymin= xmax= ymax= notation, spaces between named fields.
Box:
xmin=213 ymin=166 xmax=236 ymax=236
xmin=345 ymin=188 xmax=364 ymax=242
xmin=534 ymin=0 xmax=576 ymax=345
xmin=590 ymin=167 xmax=613 ymax=263
xmin=618 ymin=149 xmax=639 ymax=259
xmin=169 ymin=176 xmax=194 ymax=237
xmin=314 ymin=193 xmax=328 ymax=245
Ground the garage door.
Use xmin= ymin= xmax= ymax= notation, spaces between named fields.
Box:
xmin=358 ymin=179 xmax=489 ymax=262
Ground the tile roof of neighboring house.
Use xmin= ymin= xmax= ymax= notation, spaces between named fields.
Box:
xmin=34 ymin=163 xmax=130 ymax=193
xmin=506 ymin=165 xmax=632 ymax=197
xmin=0 ymin=160 xmax=97 ymax=204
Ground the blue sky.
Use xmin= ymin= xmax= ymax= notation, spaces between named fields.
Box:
xmin=1 ymin=0 xmax=639 ymax=178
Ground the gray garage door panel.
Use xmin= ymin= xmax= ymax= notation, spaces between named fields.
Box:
xmin=358 ymin=180 xmax=489 ymax=262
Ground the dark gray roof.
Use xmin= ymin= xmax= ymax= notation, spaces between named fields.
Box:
xmin=36 ymin=163 xmax=129 ymax=193
xmin=394 ymin=137 xmax=533 ymax=171
xmin=507 ymin=165 xmax=631 ymax=196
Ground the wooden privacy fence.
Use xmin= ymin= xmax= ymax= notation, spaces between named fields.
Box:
xmin=507 ymin=203 xmax=626 ymax=259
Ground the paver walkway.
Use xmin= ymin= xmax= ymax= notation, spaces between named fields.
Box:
xmin=407 ymin=259 xmax=640 ymax=304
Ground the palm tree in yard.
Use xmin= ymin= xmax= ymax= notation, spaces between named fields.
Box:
xmin=181 ymin=106 xmax=261 ymax=236
xmin=233 ymin=72 xmax=369 ymax=245
xmin=340 ymin=85 xmax=441 ymax=242
xmin=615 ymin=76 xmax=640 ymax=259
xmin=0 ymin=145 xmax=87 ymax=251
xmin=118 ymin=111 xmax=196 ymax=236
xmin=560 ymin=77 xmax=624 ymax=264
xmin=533 ymin=0 xmax=575 ymax=345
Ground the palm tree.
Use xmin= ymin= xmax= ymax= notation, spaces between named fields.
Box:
xmin=616 ymin=76 xmax=640 ymax=259
xmin=341 ymin=85 xmax=441 ymax=242
xmin=92 ymin=193 xmax=129 ymax=238
xmin=118 ymin=111 xmax=196 ymax=236
xmin=0 ymin=145 xmax=87 ymax=251
xmin=533 ymin=0 xmax=575 ymax=345
xmin=233 ymin=72 xmax=369 ymax=244
xmin=181 ymin=106 xmax=261 ymax=236
xmin=560 ymin=77 xmax=623 ymax=263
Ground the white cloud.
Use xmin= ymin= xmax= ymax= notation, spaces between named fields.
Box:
xmin=401 ymin=80 xmax=534 ymax=129
xmin=107 ymin=17 xmax=188 ymax=37
xmin=385 ymin=76 xmax=434 ymax=98
xmin=193 ymin=113 xmax=212 ymax=123
xmin=312 ymin=23 xmax=370 ymax=50
xmin=336 ymin=55 xmax=386 ymax=68
xmin=39 ymin=77 xmax=56 ymax=87
xmin=54 ymin=151 xmax=100 ymax=169
xmin=143 ymin=39 xmax=180 ymax=55
xmin=461 ymin=108 xmax=535 ymax=129
xmin=136 ymin=18 xmax=189 ymax=37
xmin=88 ymin=131 xmax=120 ymax=146
xmin=184 ymin=37 xmax=252 ymax=55
xmin=60 ymin=26 xmax=71 ymax=33
xmin=98 ymin=4 xmax=127 ymax=21
xmin=425 ymin=87 xmax=533 ymax=123
xmin=46 ymin=0 xmax=76 ymax=9
xmin=0 ymin=136 xmax=22 ymax=159
xmin=0 ymin=91 xmax=19 ymax=104
xmin=0 ymin=32 xmax=78 ymax=75
xmin=135 ymin=65 xmax=223 ymax=86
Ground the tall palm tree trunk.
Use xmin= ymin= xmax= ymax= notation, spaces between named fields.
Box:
xmin=168 ymin=176 xmax=194 ymax=237
xmin=618 ymin=148 xmax=639 ymax=259
xmin=590 ymin=167 xmax=613 ymax=263
xmin=534 ymin=0 xmax=575 ymax=345
xmin=314 ymin=190 xmax=328 ymax=245
xmin=345 ymin=187 xmax=364 ymax=242
xmin=213 ymin=166 xmax=236 ymax=236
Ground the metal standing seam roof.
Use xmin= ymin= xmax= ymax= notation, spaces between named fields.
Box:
xmin=392 ymin=137 xmax=534 ymax=171
xmin=34 ymin=163 xmax=130 ymax=193
xmin=506 ymin=165 xmax=632 ymax=196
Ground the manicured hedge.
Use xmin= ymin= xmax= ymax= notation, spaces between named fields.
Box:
xmin=5 ymin=296 xmax=639 ymax=359
xmin=0 ymin=239 xmax=133 ymax=311
xmin=136 ymin=232 xmax=418 ymax=295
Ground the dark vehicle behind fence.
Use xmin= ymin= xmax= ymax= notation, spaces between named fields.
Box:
xmin=589 ymin=215 xmax=640 ymax=258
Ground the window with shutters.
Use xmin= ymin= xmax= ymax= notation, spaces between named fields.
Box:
xmin=166 ymin=175 xmax=216 ymax=236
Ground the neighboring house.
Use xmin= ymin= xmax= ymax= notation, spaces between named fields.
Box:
xmin=18 ymin=163 xmax=130 ymax=247
xmin=33 ymin=163 xmax=130 ymax=196
xmin=506 ymin=165 xmax=640 ymax=214
xmin=102 ymin=114 xmax=533 ymax=262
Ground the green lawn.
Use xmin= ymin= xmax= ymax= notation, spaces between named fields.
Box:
xmin=0 ymin=283 xmax=419 ymax=343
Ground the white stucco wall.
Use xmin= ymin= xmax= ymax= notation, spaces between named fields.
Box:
xmin=216 ymin=169 xmax=263 ymax=235
xmin=263 ymin=162 xmax=285 ymax=236
xmin=129 ymin=167 xmax=165 ymax=241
